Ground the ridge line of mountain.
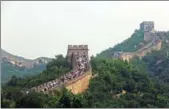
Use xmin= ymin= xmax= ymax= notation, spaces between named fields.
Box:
xmin=1 ymin=48 xmax=52 ymax=61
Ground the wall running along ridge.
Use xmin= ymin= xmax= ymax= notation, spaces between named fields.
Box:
xmin=113 ymin=21 xmax=164 ymax=62
xmin=29 ymin=45 xmax=92 ymax=95
xmin=118 ymin=40 xmax=162 ymax=62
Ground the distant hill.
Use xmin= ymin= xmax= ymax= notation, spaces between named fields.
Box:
xmin=1 ymin=49 xmax=52 ymax=68
xmin=1 ymin=49 xmax=53 ymax=84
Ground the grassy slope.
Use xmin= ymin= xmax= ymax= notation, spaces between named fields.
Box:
xmin=98 ymin=30 xmax=144 ymax=58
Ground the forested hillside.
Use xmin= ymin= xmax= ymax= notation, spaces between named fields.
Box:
xmin=1 ymin=55 xmax=169 ymax=108
xmin=1 ymin=61 xmax=46 ymax=84
xmin=98 ymin=30 xmax=144 ymax=58
xmin=83 ymin=57 xmax=169 ymax=108
xmin=1 ymin=49 xmax=52 ymax=84
xmin=131 ymin=39 xmax=169 ymax=87
xmin=1 ymin=55 xmax=74 ymax=108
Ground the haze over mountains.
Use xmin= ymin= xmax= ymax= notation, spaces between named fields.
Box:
xmin=1 ymin=49 xmax=52 ymax=84
xmin=1 ymin=49 xmax=52 ymax=68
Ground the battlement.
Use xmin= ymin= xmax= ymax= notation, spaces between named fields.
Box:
xmin=140 ymin=21 xmax=154 ymax=24
xmin=68 ymin=45 xmax=88 ymax=50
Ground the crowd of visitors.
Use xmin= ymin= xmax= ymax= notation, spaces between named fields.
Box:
xmin=31 ymin=52 xmax=90 ymax=92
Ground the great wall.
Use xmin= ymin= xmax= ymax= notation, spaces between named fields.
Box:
xmin=113 ymin=21 xmax=168 ymax=62
xmin=30 ymin=45 xmax=92 ymax=95
xmin=28 ymin=21 xmax=168 ymax=95
xmin=114 ymin=38 xmax=162 ymax=62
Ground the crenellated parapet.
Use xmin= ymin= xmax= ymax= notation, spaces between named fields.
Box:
xmin=68 ymin=45 xmax=88 ymax=50
xmin=67 ymin=45 xmax=89 ymax=64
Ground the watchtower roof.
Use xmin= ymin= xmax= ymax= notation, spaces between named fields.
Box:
xmin=141 ymin=21 xmax=154 ymax=24
xmin=68 ymin=45 xmax=88 ymax=50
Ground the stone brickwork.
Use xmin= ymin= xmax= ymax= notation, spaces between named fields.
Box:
xmin=65 ymin=70 xmax=92 ymax=94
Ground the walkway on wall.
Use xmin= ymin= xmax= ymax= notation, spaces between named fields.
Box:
xmin=30 ymin=51 xmax=91 ymax=94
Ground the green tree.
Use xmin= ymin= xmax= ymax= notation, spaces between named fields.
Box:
xmin=16 ymin=92 xmax=46 ymax=108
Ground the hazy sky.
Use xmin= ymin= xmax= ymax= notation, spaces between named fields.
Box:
xmin=1 ymin=1 xmax=169 ymax=59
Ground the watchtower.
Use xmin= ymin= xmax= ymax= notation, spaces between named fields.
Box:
xmin=140 ymin=21 xmax=154 ymax=32
xmin=67 ymin=45 xmax=89 ymax=65
xmin=140 ymin=21 xmax=155 ymax=42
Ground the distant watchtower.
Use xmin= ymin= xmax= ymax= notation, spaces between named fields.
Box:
xmin=140 ymin=21 xmax=155 ymax=41
xmin=67 ymin=45 xmax=89 ymax=69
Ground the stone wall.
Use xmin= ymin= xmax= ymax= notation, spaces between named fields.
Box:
xmin=30 ymin=69 xmax=92 ymax=95
xmin=119 ymin=53 xmax=134 ymax=62
xmin=118 ymin=40 xmax=162 ymax=62
xmin=65 ymin=70 xmax=92 ymax=94
xmin=144 ymin=32 xmax=156 ymax=42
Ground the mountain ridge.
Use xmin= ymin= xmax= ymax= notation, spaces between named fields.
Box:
xmin=1 ymin=49 xmax=53 ymax=84
xmin=1 ymin=49 xmax=52 ymax=68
